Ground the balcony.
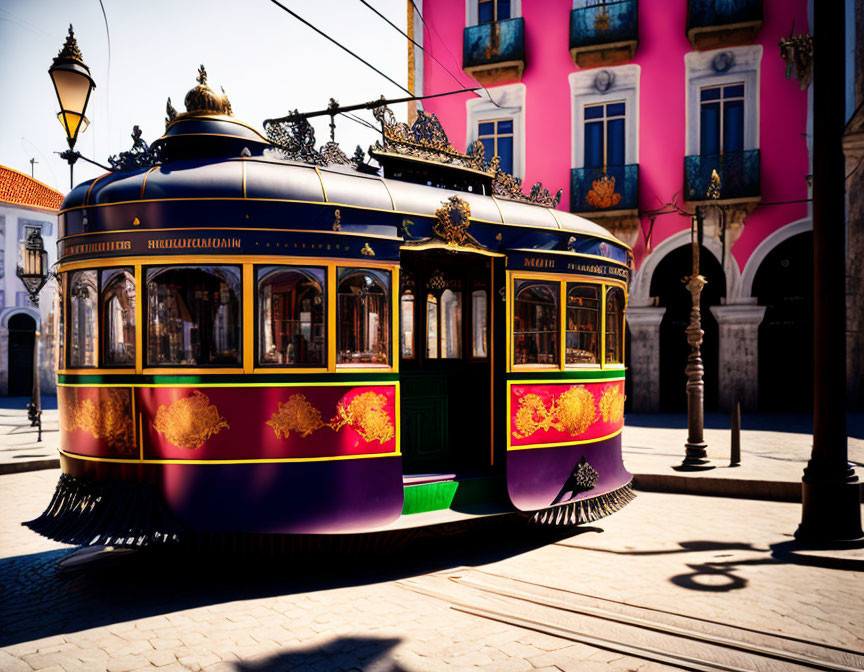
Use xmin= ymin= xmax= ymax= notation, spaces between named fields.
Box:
xmin=571 ymin=165 xmax=640 ymax=246
xmin=684 ymin=150 xmax=760 ymax=203
xmin=463 ymin=17 xmax=525 ymax=86
xmin=569 ymin=0 xmax=638 ymax=68
xmin=687 ymin=0 xmax=762 ymax=50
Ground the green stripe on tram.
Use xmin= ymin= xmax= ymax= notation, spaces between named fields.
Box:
xmin=58 ymin=372 xmax=401 ymax=386
xmin=506 ymin=369 xmax=625 ymax=382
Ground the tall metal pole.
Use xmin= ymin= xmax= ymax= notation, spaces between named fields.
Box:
xmin=796 ymin=2 xmax=862 ymax=541
xmin=678 ymin=207 xmax=713 ymax=470
xmin=29 ymin=329 xmax=42 ymax=442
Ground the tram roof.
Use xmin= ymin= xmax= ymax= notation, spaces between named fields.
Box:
xmin=62 ymin=156 xmax=622 ymax=244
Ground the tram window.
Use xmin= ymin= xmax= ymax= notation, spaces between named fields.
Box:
xmin=566 ymin=283 xmax=600 ymax=365
xmin=101 ymin=268 xmax=136 ymax=367
xmin=513 ymin=280 xmax=559 ymax=366
xmin=400 ymin=271 xmax=415 ymax=359
xmin=146 ymin=266 xmax=242 ymax=367
xmin=472 ymin=289 xmax=488 ymax=358
xmin=56 ymin=273 xmax=65 ymax=369
xmin=257 ymin=266 xmax=325 ymax=367
xmin=68 ymin=270 xmax=98 ymax=368
xmin=426 ymin=294 xmax=439 ymax=359
xmin=440 ymin=289 xmax=462 ymax=359
xmin=336 ymin=268 xmax=391 ymax=366
xmin=401 ymin=294 xmax=415 ymax=358
xmin=605 ymin=286 xmax=625 ymax=364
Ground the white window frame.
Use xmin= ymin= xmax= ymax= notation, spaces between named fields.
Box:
xmin=569 ymin=64 xmax=640 ymax=170
xmin=466 ymin=83 xmax=526 ymax=179
xmin=685 ymin=45 xmax=762 ymax=157
xmin=466 ymin=0 xmax=521 ymax=26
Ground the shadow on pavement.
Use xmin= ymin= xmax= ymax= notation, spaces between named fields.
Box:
xmin=233 ymin=636 xmax=403 ymax=671
xmin=625 ymin=412 xmax=864 ymax=439
xmin=0 ymin=517 xmax=597 ymax=647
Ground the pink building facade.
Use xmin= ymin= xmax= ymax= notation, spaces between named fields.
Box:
xmin=409 ymin=0 xmax=813 ymax=413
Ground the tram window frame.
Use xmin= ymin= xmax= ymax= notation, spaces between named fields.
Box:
xmin=400 ymin=269 xmax=416 ymax=360
xmin=56 ymin=272 xmax=66 ymax=370
xmin=143 ymin=264 xmax=244 ymax=369
xmin=512 ymin=278 xmax=560 ymax=368
xmin=67 ymin=268 xmax=100 ymax=369
xmin=100 ymin=267 xmax=137 ymax=369
xmin=255 ymin=265 xmax=327 ymax=369
xmin=565 ymin=282 xmax=601 ymax=367
xmin=336 ymin=267 xmax=392 ymax=368
xmin=605 ymin=285 xmax=626 ymax=365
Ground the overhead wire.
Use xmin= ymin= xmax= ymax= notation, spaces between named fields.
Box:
xmin=408 ymin=0 xmax=505 ymax=109
xmin=356 ymin=0 xmax=466 ymax=92
xmin=266 ymin=0 xmax=412 ymax=96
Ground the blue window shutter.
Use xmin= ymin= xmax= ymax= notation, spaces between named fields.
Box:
xmin=607 ymin=118 xmax=625 ymax=166
xmin=584 ymin=121 xmax=604 ymax=168
xmin=700 ymin=102 xmax=720 ymax=156
xmin=724 ymin=100 xmax=744 ymax=153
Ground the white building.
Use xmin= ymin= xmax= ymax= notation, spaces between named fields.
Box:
xmin=0 ymin=165 xmax=62 ymax=396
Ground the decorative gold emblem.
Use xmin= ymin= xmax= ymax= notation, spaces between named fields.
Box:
xmin=152 ymin=391 xmax=229 ymax=449
xmin=332 ymin=209 xmax=342 ymax=231
xmin=331 ymin=392 xmax=395 ymax=444
xmin=266 ymin=394 xmax=325 ymax=439
xmin=585 ymin=174 xmax=622 ymax=209
xmin=59 ymin=387 xmax=135 ymax=456
xmin=265 ymin=391 xmax=395 ymax=445
xmin=360 ymin=242 xmax=375 ymax=256
xmin=513 ymin=386 xmax=597 ymax=440
xmin=599 ymin=385 xmax=625 ymax=424
xmin=434 ymin=195 xmax=476 ymax=247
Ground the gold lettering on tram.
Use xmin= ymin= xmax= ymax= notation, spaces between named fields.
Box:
xmin=147 ymin=237 xmax=242 ymax=250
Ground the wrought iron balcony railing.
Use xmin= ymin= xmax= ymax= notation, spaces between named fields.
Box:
xmin=570 ymin=164 xmax=639 ymax=214
xmin=570 ymin=0 xmax=638 ymax=53
xmin=463 ymin=17 xmax=526 ymax=71
xmin=687 ymin=0 xmax=762 ymax=48
xmin=684 ymin=150 xmax=760 ymax=202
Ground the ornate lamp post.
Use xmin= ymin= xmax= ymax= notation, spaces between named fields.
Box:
xmin=49 ymin=25 xmax=96 ymax=189
xmin=677 ymin=171 xmax=721 ymax=471
xmin=16 ymin=228 xmax=50 ymax=442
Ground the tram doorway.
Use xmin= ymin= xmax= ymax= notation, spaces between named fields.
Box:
xmin=8 ymin=313 xmax=36 ymax=397
xmin=399 ymin=250 xmax=495 ymax=476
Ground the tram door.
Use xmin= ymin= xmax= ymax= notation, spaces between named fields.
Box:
xmin=399 ymin=251 xmax=493 ymax=475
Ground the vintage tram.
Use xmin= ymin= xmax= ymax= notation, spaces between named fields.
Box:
xmin=27 ymin=72 xmax=634 ymax=546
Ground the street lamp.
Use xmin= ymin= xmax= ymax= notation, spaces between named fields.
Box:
xmin=16 ymin=227 xmax=50 ymax=442
xmin=676 ymin=170 xmax=721 ymax=471
xmin=49 ymin=25 xmax=95 ymax=188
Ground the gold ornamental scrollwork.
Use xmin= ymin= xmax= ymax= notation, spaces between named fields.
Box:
xmin=512 ymin=386 xmax=597 ymax=440
xmin=59 ymin=387 xmax=135 ymax=456
xmin=599 ymin=385 xmax=625 ymax=424
xmin=585 ymin=174 xmax=622 ymax=209
xmin=265 ymin=391 xmax=395 ymax=445
xmin=266 ymin=394 xmax=325 ymax=439
xmin=152 ymin=390 xmax=230 ymax=450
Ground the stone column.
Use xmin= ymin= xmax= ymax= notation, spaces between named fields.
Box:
xmin=626 ymin=306 xmax=666 ymax=412
xmin=710 ymin=303 xmax=766 ymax=412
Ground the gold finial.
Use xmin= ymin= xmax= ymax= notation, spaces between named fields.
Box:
xmin=183 ymin=65 xmax=232 ymax=117
xmin=707 ymin=169 xmax=721 ymax=200
xmin=54 ymin=24 xmax=86 ymax=67
xmin=197 ymin=64 xmax=207 ymax=85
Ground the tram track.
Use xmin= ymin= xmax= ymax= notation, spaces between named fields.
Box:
xmin=398 ymin=568 xmax=864 ymax=672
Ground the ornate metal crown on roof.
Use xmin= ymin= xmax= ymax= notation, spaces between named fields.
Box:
xmin=165 ymin=65 xmax=233 ymax=126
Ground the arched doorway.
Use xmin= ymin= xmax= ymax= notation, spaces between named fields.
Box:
xmin=651 ymin=245 xmax=726 ymax=412
xmin=754 ymin=231 xmax=813 ymax=412
xmin=8 ymin=313 xmax=36 ymax=396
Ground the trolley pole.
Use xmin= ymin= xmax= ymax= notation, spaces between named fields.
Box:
xmin=796 ymin=1 xmax=862 ymax=541
xmin=678 ymin=207 xmax=713 ymax=471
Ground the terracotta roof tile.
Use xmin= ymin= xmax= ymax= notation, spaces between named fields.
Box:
xmin=0 ymin=165 xmax=63 ymax=212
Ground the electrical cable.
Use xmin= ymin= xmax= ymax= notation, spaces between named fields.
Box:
xmin=357 ymin=0 xmax=467 ymax=92
xmin=96 ymin=0 xmax=111 ymax=146
xmin=266 ymin=0 xmax=412 ymax=96
xmin=409 ymin=0 xmax=504 ymax=109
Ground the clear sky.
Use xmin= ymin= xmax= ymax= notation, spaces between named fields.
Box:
xmin=0 ymin=0 xmax=415 ymax=193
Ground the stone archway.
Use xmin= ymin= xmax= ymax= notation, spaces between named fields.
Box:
xmin=650 ymin=244 xmax=726 ymax=412
xmin=0 ymin=307 xmax=41 ymax=396
xmin=753 ymin=230 xmax=814 ymax=412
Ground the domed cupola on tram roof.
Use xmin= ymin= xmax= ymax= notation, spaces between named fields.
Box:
xmin=152 ymin=65 xmax=271 ymax=162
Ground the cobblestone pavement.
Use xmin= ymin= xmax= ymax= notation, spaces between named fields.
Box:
xmin=2 ymin=469 xmax=862 ymax=671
